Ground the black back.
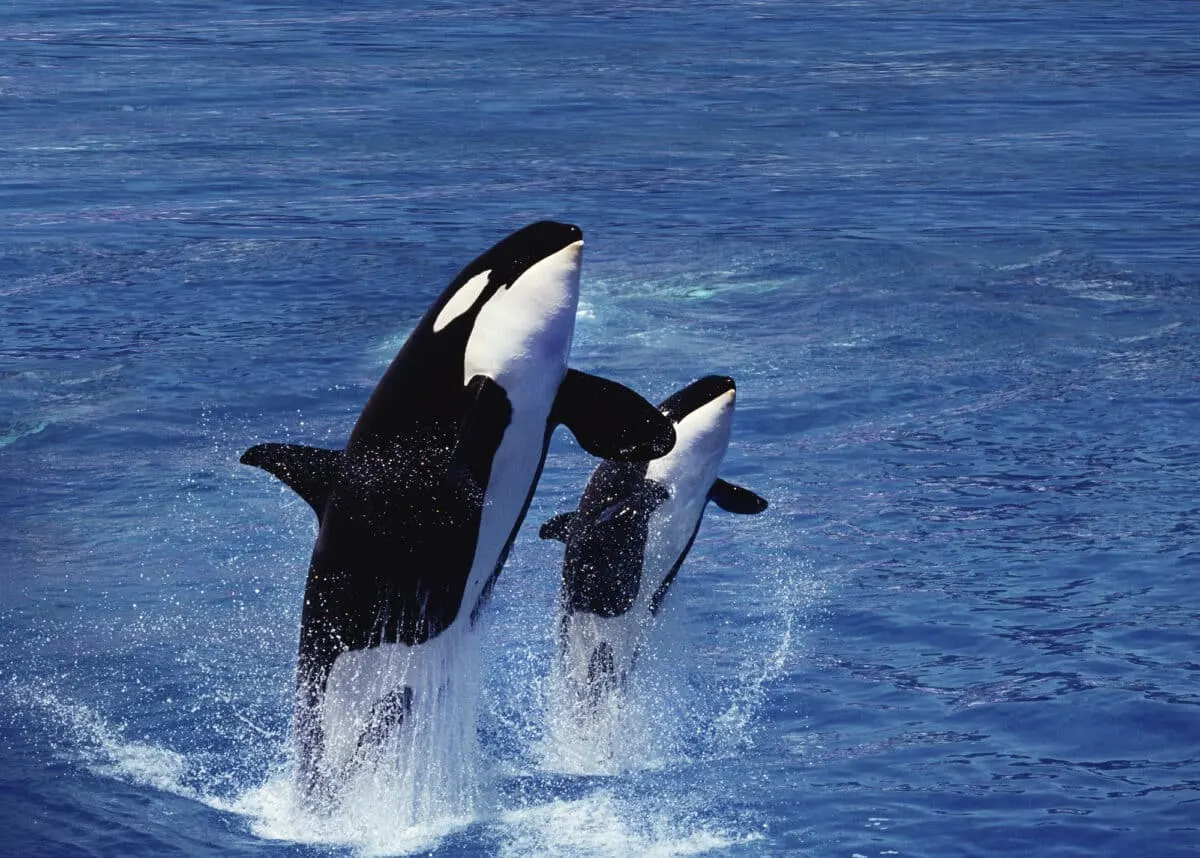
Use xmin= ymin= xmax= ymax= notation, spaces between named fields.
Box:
xmin=555 ymin=460 xmax=669 ymax=617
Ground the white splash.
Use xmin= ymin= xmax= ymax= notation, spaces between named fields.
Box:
xmin=239 ymin=622 xmax=490 ymax=853
xmin=497 ymin=790 xmax=761 ymax=858
xmin=7 ymin=680 xmax=199 ymax=799
xmin=7 ymin=631 xmax=490 ymax=857
xmin=536 ymin=644 xmax=679 ymax=776
xmin=5 ymin=513 xmax=814 ymax=856
xmin=227 ymin=771 xmax=472 ymax=857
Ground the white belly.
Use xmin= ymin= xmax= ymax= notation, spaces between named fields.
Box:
xmin=458 ymin=406 xmax=549 ymax=625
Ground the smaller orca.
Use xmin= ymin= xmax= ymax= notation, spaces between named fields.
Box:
xmin=540 ymin=375 xmax=767 ymax=709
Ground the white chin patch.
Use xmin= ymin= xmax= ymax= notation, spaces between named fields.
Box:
xmin=433 ymin=269 xmax=492 ymax=333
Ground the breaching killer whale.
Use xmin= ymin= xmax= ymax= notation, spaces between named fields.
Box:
xmin=540 ymin=375 xmax=767 ymax=708
xmin=240 ymin=221 xmax=675 ymax=799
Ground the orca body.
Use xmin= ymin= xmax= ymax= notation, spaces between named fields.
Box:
xmin=540 ymin=375 xmax=767 ymax=709
xmin=241 ymin=221 xmax=675 ymax=800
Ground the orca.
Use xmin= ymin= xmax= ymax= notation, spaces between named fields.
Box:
xmin=539 ymin=375 xmax=766 ymax=709
xmin=240 ymin=221 xmax=675 ymax=801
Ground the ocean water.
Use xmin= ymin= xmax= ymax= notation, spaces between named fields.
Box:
xmin=2 ymin=2 xmax=1198 ymax=856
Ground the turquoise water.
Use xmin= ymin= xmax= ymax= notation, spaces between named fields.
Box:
xmin=2 ymin=2 xmax=1198 ymax=855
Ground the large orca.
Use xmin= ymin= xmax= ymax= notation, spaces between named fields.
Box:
xmin=540 ymin=375 xmax=766 ymax=709
xmin=240 ymin=221 xmax=675 ymax=800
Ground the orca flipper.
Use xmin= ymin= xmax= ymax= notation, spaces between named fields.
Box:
xmin=593 ymin=480 xmax=671 ymax=526
xmin=553 ymin=369 xmax=676 ymax=462
xmin=539 ymin=511 xmax=577 ymax=541
xmin=709 ymin=478 xmax=768 ymax=514
xmin=240 ymin=443 xmax=342 ymax=519
xmin=449 ymin=375 xmax=513 ymax=498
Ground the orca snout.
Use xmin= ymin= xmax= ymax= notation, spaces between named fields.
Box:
xmin=508 ymin=222 xmax=583 ymax=300
xmin=693 ymin=374 xmax=736 ymax=403
xmin=504 ymin=220 xmax=584 ymax=273
xmin=659 ymin=374 xmax=737 ymax=423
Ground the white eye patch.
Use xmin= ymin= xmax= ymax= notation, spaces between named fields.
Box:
xmin=433 ymin=269 xmax=492 ymax=333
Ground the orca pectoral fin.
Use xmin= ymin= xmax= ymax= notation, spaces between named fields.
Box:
xmin=240 ymin=443 xmax=342 ymax=519
xmin=539 ymin=511 xmax=577 ymax=542
xmin=553 ymin=369 xmax=676 ymax=462
xmin=449 ymin=375 xmax=513 ymax=497
xmin=594 ymin=480 xmax=669 ymax=527
xmin=709 ymin=478 xmax=768 ymax=514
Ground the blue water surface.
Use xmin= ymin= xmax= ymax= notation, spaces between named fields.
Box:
xmin=2 ymin=2 xmax=1198 ymax=856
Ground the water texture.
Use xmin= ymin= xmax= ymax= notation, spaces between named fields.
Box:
xmin=2 ymin=2 xmax=1197 ymax=856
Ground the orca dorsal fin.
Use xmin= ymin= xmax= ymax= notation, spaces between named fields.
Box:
xmin=553 ymin=369 xmax=676 ymax=462
xmin=709 ymin=478 xmax=768 ymax=514
xmin=240 ymin=443 xmax=342 ymax=519
xmin=539 ymin=511 xmax=577 ymax=542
